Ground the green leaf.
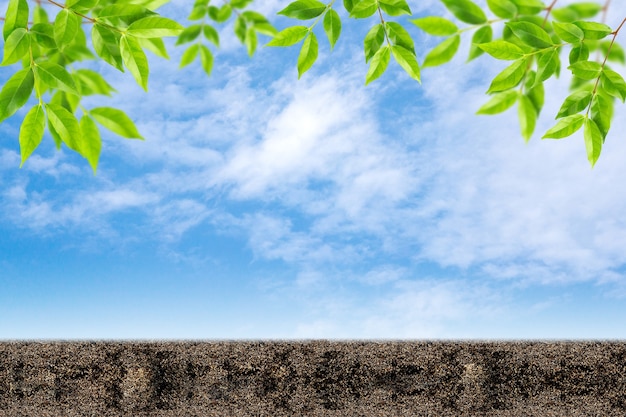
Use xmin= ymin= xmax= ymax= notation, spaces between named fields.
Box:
xmin=79 ymin=115 xmax=102 ymax=174
xmin=30 ymin=23 xmax=56 ymax=49
xmin=568 ymin=60 xmax=602 ymax=80
xmin=391 ymin=45 xmax=420 ymax=82
xmin=506 ymin=21 xmax=554 ymax=49
xmin=385 ymin=22 xmax=415 ymax=54
xmin=120 ymin=35 xmax=149 ymax=91
xmin=180 ymin=44 xmax=200 ymax=68
xmin=19 ymin=104 xmax=46 ymax=167
xmin=66 ymin=0 xmax=99 ymax=13
xmin=127 ymin=16 xmax=184 ymax=38
xmin=584 ymin=117 xmax=603 ymax=167
xmin=600 ymin=41 xmax=625 ymax=64
xmin=208 ymin=4 xmax=232 ymax=22
xmin=486 ymin=0 xmax=517 ymax=19
xmin=253 ymin=22 xmax=277 ymax=37
xmin=48 ymin=118 xmax=63 ymax=149
xmin=297 ymin=32 xmax=318 ymax=78
xmin=411 ymin=17 xmax=457 ymax=36
xmin=574 ymin=21 xmax=612 ymax=40
xmin=92 ymin=24 xmax=124 ymax=71
xmin=569 ymin=42 xmax=589 ymax=65
xmin=1 ymin=28 xmax=30 ymax=66
xmin=91 ymin=107 xmax=143 ymax=139
xmin=590 ymin=92 xmax=612 ymax=138
xmin=343 ymin=0 xmax=354 ymax=13
xmin=34 ymin=61 xmax=79 ymax=95
xmin=468 ymin=26 xmax=493 ymax=61
xmin=510 ymin=0 xmax=545 ymax=15
xmin=73 ymin=69 xmax=116 ymax=96
xmin=534 ymin=48 xmax=559 ymax=85
xmin=552 ymin=22 xmax=584 ymax=43
xmin=553 ymin=3 xmax=601 ymax=21
xmin=139 ymin=37 xmax=169 ymax=58
xmin=267 ymin=26 xmax=309 ymax=46
xmin=542 ymin=114 xmax=585 ymax=139
xmin=525 ymin=72 xmax=544 ymax=113
xmin=478 ymin=40 xmax=525 ymax=60
xmin=278 ymin=0 xmax=326 ymax=20
xmin=487 ymin=58 xmax=528 ymax=93
xmin=34 ymin=5 xmax=49 ymax=26
xmin=440 ymin=0 xmax=487 ymax=24
xmin=45 ymin=103 xmax=82 ymax=151
xmin=476 ymin=90 xmax=518 ymax=115
xmin=602 ymin=69 xmax=626 ymax=102
xmin=569 ymin=2 xmax=602 ymax=18
xmin=231 ymin=0 xmax=254 ymax=8
xmin=0 ymin=68 xmax=34 ymax=123
xmin=203 ymin=25 xmax=220 ymax=45
xmin=54 ymin=9 xmax=81 ymax=50
xmin=50 ymin=91 xmax=79 ymax=113
xmin=551 ymin=7 xmax=577 ymax=22
xmin=244 ymin=27 xmax=258 ymax=56
xmin=364 ymin=24 xmax=385 ymax=62
xmin=242 ymin=10 xmax=273 ymax=25
xmin=378 ymin=0 xmax=411 ymax=16
xmin=234 ymin=16 xmax=247 ymax=43
xmin=97 ymin=4 xmax=155 ymax=24
xmin=199 ymin=44 xmax=213 ymax=75
xmin=3 ymin=0 xmax=29 ymax=41
xmin=423 ymin=35 xmax=460 ymax=68
xmin=518 ymin=94 xmax=537 ymax=141
xmin=323 ymin=9 xmax=341 ymax=49
xmin=350 ymin=0 xmax=377 ymax=18
xmin=365 ymin=45 xmax=390 ymax=85
xmin=556 ymin=90 xmax=592 ymax=118
xmin=188 ymin=4 xmax=207 ymax=20
xmin=63 ymin=30 xmax=97 ymax=62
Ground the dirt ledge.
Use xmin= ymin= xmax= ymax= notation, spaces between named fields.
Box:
xmin=1 ymin=341 xmax=625 ymax=416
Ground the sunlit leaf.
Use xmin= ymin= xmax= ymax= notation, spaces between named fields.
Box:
xmin=91 ymin=107 xmax=143 ymax=139
xmin=411 ymin=17 xmax=457 ymax=36
xmin=297 ymin=32 xmax=318 ymax=78
xmin=323 ymin=9 xmax=341 ymax=49
xmin=0 ymin=68 xmax=34 ymax=123
xmin=391 ymin=45 xmax=420 ymax=82
xmin=542 ymin=114 xmax=585 ymax=139
xmin=19 ymin=104 xmax=46 ymax=166
xmin=487 ymin=58 xmax=528 ymax=93
xmin=267 ymin=26 xmax=309 ymax=46
xmin=120 ymin=34 xmax=149 ymax=90
xmin=366 ymin=45 xmax=390 ymax=85
xmin=477 ymin=90 xmax=518 ymax=115
xmin=584 ymin=117 xmax=603 ymax=167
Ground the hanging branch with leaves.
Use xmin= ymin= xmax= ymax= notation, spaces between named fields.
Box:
xmin=0 ymin=0 xmax=624 ymax=171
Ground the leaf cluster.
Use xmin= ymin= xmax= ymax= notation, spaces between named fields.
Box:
xmin=1 ymin=0 xmax=184 ymax=172
xmin=1 ymin=0 xmax=625 ymax=170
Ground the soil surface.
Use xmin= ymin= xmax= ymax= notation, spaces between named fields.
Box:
xmin=1 ymin=341 xmax=625 ymax=416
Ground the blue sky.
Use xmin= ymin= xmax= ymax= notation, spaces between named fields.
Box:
xmin=1 ymin=0 xmax=626 ymax=339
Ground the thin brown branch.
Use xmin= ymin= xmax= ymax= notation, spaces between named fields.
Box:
xmin=543 ymin=0 xmax=559 ymax=28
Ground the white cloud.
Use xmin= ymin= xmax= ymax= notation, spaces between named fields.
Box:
xmin=286 ymin=272 xmax=508 ymax=339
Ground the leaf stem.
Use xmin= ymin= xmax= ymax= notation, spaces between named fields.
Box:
xmin=542 ymin=0 xmax=559 ymax=28
xmin=601 ymin=0 xmax=611 ymax=24
xmin=585 ymin=16 xmax=626 ymax=117
xmin=44 ymin=0 xmax=96 ymax=24
xmin=376 ymin=3 xmax=391 ymax=47
xmin=307 ymin=0 xmax=335 ymax=31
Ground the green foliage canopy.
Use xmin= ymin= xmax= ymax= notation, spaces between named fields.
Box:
xmin=0 ymin=0 xmax=624 ymax=171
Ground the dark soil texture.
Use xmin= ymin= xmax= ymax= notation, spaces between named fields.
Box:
xmin=1 ymin=341 xmax=625 ymax=416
